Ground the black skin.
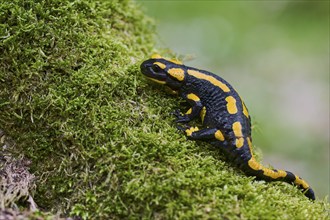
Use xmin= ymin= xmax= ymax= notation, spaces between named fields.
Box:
xmin=140 ymin=57 xmax=315 ymax=200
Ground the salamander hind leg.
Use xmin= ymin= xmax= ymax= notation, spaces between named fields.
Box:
xmin=178 ymin=126 xmax=226 ymax=142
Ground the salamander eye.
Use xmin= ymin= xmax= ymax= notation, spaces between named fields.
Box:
xmin=151 ymin=64 xmax=162 ymax=73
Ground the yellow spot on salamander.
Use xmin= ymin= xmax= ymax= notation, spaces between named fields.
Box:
xmin=185 ymin=126 xmax=199 ymax=136
xmin=294 ymin=175 xmax=310 ymax=189
xmin=248 ymin=157 xmax=287 ymax=179
xmin=215 ymin=130 xmax=225 ymax=141
xmin=185 ymin=108 xmax=192 ymax=115
xmin=169 ymin=58 xmax=183 ymax=65
xmin=153 ymin=62 xmax=166 ymax=69
xmin=247 ymin=136 xmax=252 ymax=152
xmin=187 ymin=93 xmax=200 ymax=102
xmin=236 ymin=137 xmax=244 ymax=148
xmin=200 ymin=106 xmax=206 ymax=123
xmin=248 ymin=158 xmax=262 ymax=171
xmin=187 ymin=69 xmax=230 ymax=92
xmin=232 ymin=121 xmax=243 ymax=137
xmin=168 ymin=68 xmax=185 ymax=81
xmin=232 ymin=121 xmax=244 ymax=148
xmin=262 ymin=168 xmax=287 ymax=179
xmin=151 ymin=54 xmax=182 ymax=64
xmin=242 ymin=102 xmax=249 ymax=118
xmin=239 ymin=95 xmax=249 ymax=118
xmin=147 ymin=77 xmax=166 ymax=85
xmin=151 ymin=54 xmax=162 ymax=59
xmin=225 ymin=96 xmax=238 ymax=114
xmin=243 ymin=102 xmax=249 ymax=118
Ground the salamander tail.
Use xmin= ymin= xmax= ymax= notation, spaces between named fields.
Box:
xmin=245 ymin=157 xmax=315 ymax=200
xmin=283 ymin=170 xmax=315 ymax=200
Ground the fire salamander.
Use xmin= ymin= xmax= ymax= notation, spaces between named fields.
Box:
xmin=140 ymin=54 xmax=315 ymax=200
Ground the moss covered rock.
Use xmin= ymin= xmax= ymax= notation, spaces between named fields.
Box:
xmin=0 ymin=0 xmax=329 ymax=219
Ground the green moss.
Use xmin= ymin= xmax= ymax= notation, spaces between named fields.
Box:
xmin=0 ymin=0 xmax=329 ymax=219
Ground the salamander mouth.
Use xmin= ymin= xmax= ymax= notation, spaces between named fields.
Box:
xmin=140 ymin=61 xmax=167 ymax=83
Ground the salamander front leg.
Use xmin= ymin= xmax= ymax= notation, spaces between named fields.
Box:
xmin=173 ymin=93 xmax=204 ymax=123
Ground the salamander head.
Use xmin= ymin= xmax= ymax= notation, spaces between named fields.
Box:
xmin=140 ymin=54 xmax=186 ymax=91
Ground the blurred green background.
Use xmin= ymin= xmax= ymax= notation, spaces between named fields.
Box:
xmin=137 ymin=1 xmax=329 ymax=200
